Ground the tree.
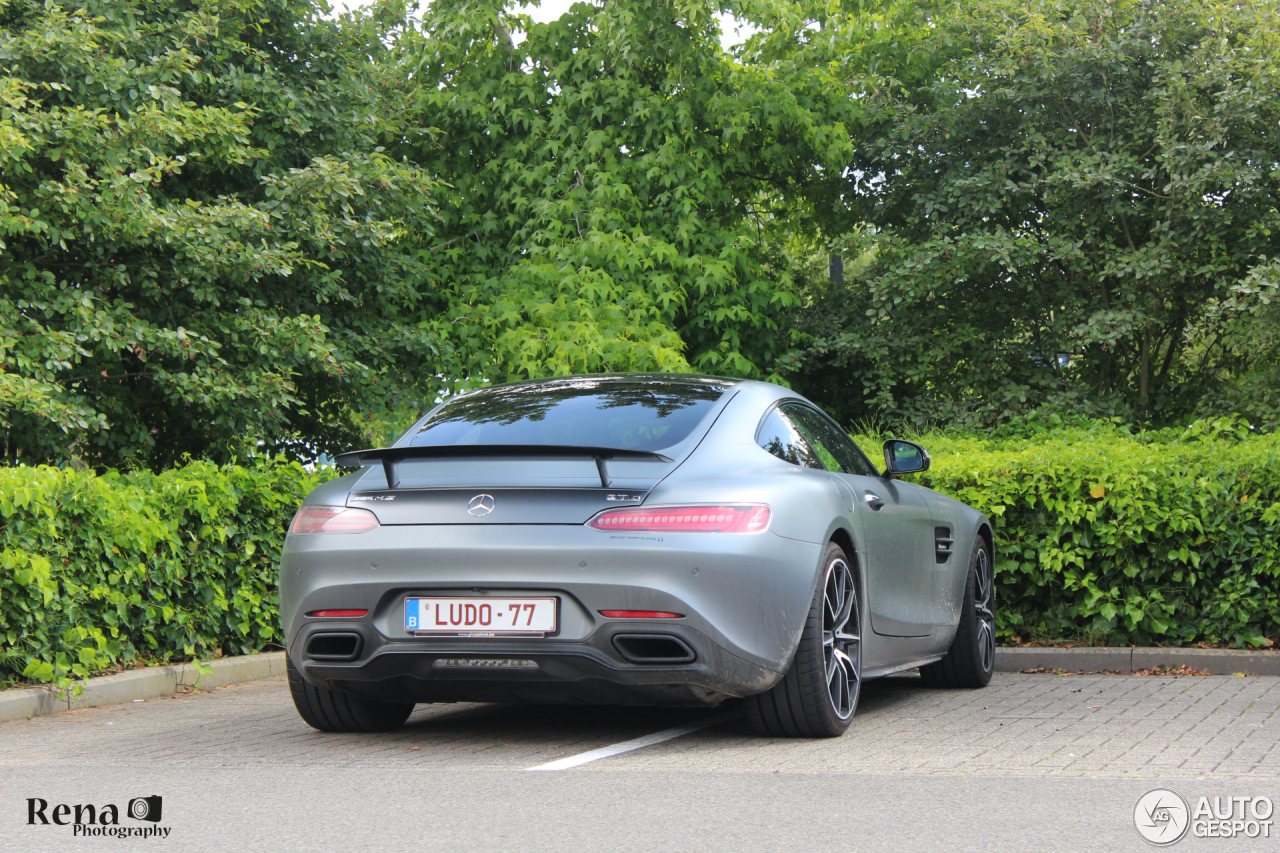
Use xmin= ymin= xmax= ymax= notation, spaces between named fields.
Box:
xmin=777 ymin=0 xmax=1280 ymax=429
xmin=385 ymin=0 xmax=851 ymax=380
xmin=1 ymin=0 xmax=452 ymax=467
xmin=2 ymin=0 xmax=864 ymax=466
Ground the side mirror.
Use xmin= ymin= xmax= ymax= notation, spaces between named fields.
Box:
xmin=883 ymin=439 xmax=930 ymax=476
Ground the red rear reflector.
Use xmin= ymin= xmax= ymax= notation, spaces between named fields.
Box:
xmin=289 ymin=506 xmax=380 ymax=534
xmin=588 ymin=504 xmax=771 ymax=533
xmin=599 ymin=610 xmax=684 ymax=619
xmin=307 ymin=609 xmax=369 ymax=618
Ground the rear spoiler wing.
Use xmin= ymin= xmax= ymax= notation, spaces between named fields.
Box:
xmin=334 ymin=444 xmax=674 ymax=489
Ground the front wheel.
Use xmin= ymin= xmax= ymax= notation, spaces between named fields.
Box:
xmin=287 ymin=656 xmax=415 ymax=732
xmin=919 ymin=538 xmax=995 ymax=689
xmin=745 ymin=542 xmax=861 ymax=738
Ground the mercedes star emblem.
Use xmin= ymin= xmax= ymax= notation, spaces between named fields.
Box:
xmin=467 ymin=494 xmax=495 ymax=517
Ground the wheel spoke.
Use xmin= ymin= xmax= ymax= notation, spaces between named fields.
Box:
xmin=834 ymin=648 xmax=858 ymax=682
xmin=976 ymin=617 xmax=995 ymax=671
xmin=828 ymin=648 xmax=857 ymax=718
xmin=828 ymin=562 xmax=855 ymax=633
xmin=825 ymin=566 xmax=844 ymax=624
xmin=975 ymin=551 xmax=993 ymax=605
xmin=833 ymin=593 xmax=854 ymax=634
xmin=827 ymin=654 xmax=845 ymax=710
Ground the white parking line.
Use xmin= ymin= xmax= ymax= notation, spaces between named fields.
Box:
xmin=525 ymin=711 xmax=739 ymax=771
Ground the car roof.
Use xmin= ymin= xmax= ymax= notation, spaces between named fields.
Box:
xmin=455 ymin=373 xmax=745 ymax=396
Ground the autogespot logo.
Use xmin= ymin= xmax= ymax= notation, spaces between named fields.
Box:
xmin=1133 ymin=789 xmax=1276 ymax=844
xmin=1134 ymin=789 xmax=1191 ymax=845
xmin=27 ymin=794 xmax=171 ymax=838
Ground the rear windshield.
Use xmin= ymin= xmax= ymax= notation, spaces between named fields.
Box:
xmin=411 ymin=378 xmax=730 ymax=453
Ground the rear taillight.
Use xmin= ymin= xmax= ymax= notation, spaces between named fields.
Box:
xmin=587 ymin=504 xmax=770 ymax=533
xmin=307 ymin=609 xmax=369 ymax=618
xmin=289 ymin=506 xmax=380 ymax=534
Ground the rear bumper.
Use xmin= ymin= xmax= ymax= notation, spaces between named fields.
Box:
xmin=294 ymin=625 xmax=772 ymax=706
xmin=279 ymin=524 xmax=823 ymax=704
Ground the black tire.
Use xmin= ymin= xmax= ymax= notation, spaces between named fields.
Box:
xmin=287 ymin=656 xmax=415 ymax=733
xmin=919 ymin=537 xmax=995 ymax=689
xmin=745 ymin=542 xmax=861 ymax=738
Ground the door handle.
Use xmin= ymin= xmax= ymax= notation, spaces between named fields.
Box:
xmin=863 ymin=492 xmax=885 ymax=510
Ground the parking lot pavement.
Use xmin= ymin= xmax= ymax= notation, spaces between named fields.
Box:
xmin=2 ymin=673 xmax=1278 ymax=852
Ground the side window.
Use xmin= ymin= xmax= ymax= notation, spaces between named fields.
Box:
xmin=781 ymin=404 xmax=879 ymax=477
xmin=756 ymin=408 xmax=825 ymax=469
xmin=778 ymin=406 xmax=842 ymax=472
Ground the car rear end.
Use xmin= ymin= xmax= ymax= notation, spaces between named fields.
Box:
xmin=279 ymin=375 xmax=818 ymax=707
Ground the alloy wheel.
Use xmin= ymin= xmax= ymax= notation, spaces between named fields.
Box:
xmin=822 ymin=559 xmax=860 ymax=719
xmin=974 ymin=548 xmax=996 ymax=673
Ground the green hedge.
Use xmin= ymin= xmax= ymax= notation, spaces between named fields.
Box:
xmin=0 ymin=460 xmax=332 ymax=689
xmin=904 ymin=421 xmax=1280 ymax=648
xmin=2 ymin=421 xmax=1277 ymax=690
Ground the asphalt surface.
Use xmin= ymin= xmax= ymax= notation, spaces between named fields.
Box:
xmin=2 ymin=672 xmax=1278 ymax=852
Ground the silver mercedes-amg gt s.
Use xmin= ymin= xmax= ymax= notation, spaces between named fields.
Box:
xmin=280 ymin=374 xmax=995 ymax=738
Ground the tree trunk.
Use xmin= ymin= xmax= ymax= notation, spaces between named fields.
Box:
xmin=1139 ymin=324 xmax=1151 ymax=410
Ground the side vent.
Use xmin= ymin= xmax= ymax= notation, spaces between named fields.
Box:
xmin=934 ymin=527 xmax=954 ymax=564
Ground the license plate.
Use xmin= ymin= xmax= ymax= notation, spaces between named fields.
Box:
xmin=404 ymin=597 xmax=558 ymax=636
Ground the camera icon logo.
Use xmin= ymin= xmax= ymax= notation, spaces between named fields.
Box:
xmin=1134 ymin=789 xmax=1189 ymax=845
xmin=127 ymin=796 xmax=163 ymax=823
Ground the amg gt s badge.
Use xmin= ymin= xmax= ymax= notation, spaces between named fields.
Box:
xmin=606 ymin=494 xmax=643 ymax=502
xmin=350 ymin=494 xmax=396 ymax=501
xmin=468 ymin=494 xmax=495 ymax=516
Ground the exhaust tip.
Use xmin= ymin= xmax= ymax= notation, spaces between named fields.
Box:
xmin=305 ymin=632 xmax=363 ymax=661
xmin=612 ymin=634 xmax=696 ymax=664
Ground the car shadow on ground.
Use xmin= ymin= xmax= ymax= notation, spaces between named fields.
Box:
xmin=402 ymin=699 xmax=728 ymax=743
xmin=395 ymin=673 xmax=931 ymax=744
